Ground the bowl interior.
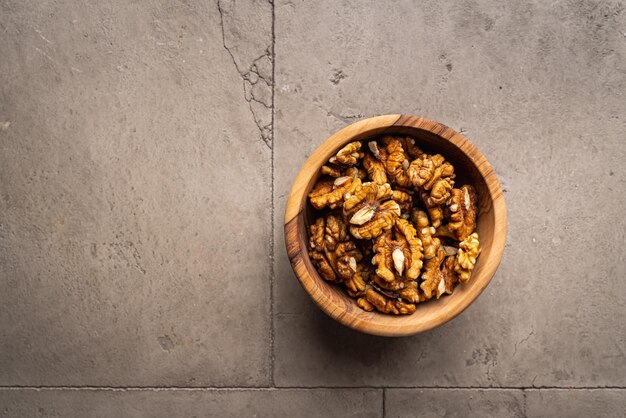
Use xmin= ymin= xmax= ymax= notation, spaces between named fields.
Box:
xmin=297 ymin=124 xmax=500 ymax=335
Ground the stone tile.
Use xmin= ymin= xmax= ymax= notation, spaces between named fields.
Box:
xmin=386 ymin=389 xmax=525 ymax=418
xmin=0 ymin=0 xmax=271 ymax=385
xmin=274 ymin=0 xmax=626 ymax=386
xmin=0 ymin=389 xmax=382 ymax=418
xmin=525 ymin=389 xmax=626 ymax=418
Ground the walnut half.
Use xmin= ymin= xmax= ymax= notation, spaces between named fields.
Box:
xmin=308 ymin=215 xmax=362 ymax=284
xmin=447 ymin=184 xmax=478 ymax=241
xmin=455 ymin=232 xmax=480 ymax=283
xmin=372 ymin=218 xmax=423 ymax=283
xmin=420 ymin=248 xmax=445 ymax=300
xmin=329 ymin=141 xmax=364 ymax=166
xmin=308 ymin=176 xmax=361 ymax=210
xmin=363 ymin=287 xmax=416 ymax=315
xmin=412 ymin=209 xmax=441 ymax=260
xmin=343 ymin=182 xmax=401 ymax=240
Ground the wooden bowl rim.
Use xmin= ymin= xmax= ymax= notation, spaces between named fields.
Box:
xmin=284 ymin=114 xmax=507 ymax=337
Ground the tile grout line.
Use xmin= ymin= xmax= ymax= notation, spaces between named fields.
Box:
xmin=522 ymin=388 xmax=528 ymax=418
xmin=1 ymin=386 xmax=625 ymax=391
xmin=268 ymin=0 xmax=276 ymax=388
xmin=382 ymin=388 xmax=386 ymax=418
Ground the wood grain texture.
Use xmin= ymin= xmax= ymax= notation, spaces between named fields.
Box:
xmin=284 ymin=114 xmax=507 ymax=337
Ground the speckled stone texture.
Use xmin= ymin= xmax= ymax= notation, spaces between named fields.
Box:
xmin=1 ymin=0 xmax=625 ymax=416
xmin=525 ymin=389 xmax=626 ymax=418
xmin=0 ymin=389 xmax=382 ymax=418
xmin=385 ymin=389 xmax=526 ymax=418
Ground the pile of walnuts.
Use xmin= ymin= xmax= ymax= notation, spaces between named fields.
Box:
xmin=307 ymin=136 xmax=480 ymax=315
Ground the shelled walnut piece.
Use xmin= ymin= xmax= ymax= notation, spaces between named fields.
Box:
xmin=435 ymin=184 xmax=479 ymax=242
xmin=381 ymin=136 xmax=414 ymax=188
xmin=308 ymin=215 xmax=371 ymax=295
xmin=401 ymin=136 xmax=424 ymax=159
xmin=309 ymin=176 xmax=362 ymax=210
xmin=343 ymin=182 xmax=401 ymax=240
xmin=321 ymin=165 xmax=367 ymax=179
xmin=363 ymin=153 xmax=387 ymax=185
xmin=419 ymin=190 xmax=443 ymax=228
xmin=329 ymin=141 xmax=364 ymax=166
xmin=448 ymin=185 xmax=478 ymax=241
xmin=412 ymin=209 xmax=440 ymax=260
xmin=411 ymin=154 xmax=456 ymax=204
xmin=307 ymin=135 xmax=481 ymax=316
xmin=420 ymin=248 xmax=446 ymax=300
xmin=360 ymin=288 xmax=417 ymax=315
xmin=372 ymin=219 xmax=423 ymax=283
xmin=370 ymin=219 xmax=424 ymax=304
xmin=438 ymin=256 xmax=458 ymax=298
xmin=455 ymin=232 xmax=480 ymax=283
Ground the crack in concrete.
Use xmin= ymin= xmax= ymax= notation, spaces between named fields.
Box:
xmin=130 ymin=244 xmax=146 ymax=275
xmin=513 ymin=328 xmax=535 ymax=357
xmin=217 ymin=0 xmax=273 ymax=149
xmin=326 ymin=111 xmax=365 ymax=124
xmin=531 ymin=375 xmax=539 ymax=387
xmin=310 ymin=99 xmax=366 ymax=126
xmin=487 ymin=363 xmax=496 ymax=385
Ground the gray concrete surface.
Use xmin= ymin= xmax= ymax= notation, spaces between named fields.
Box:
xmin=274 ymin=0 xmax=626 ymax=389
xmin=385 ymin=389 xmax=526 ymax=418
xmin=0 ymin=389 xmax=382 ymax=418
xmin=1 ymin=0 xmax=625 ymax=416
xmin=386 ymin=389 xmax=626 ymax=418
xmin=525 ymin=389 xmax=626 ymax=418
xmin=0 ymin=0 xmax=271 ymax=387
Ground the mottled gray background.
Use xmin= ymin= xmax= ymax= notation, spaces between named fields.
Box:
xmin=1 ymin=0 xmax=624 ymax=417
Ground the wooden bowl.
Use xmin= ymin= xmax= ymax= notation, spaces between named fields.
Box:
xmin=284 ymin=115 xmax=506 ymax=337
